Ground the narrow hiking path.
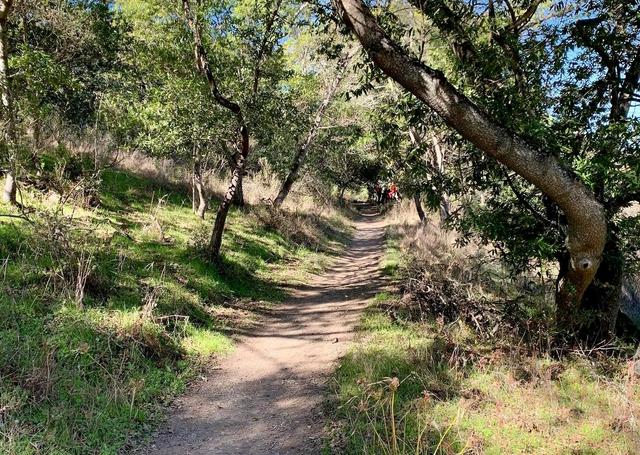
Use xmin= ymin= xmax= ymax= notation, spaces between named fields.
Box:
xmin=144 ymin=204 xmax=386 ymax=455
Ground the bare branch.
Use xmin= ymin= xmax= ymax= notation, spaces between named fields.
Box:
xmin=252 ymin=0 xmax=284 ymax=96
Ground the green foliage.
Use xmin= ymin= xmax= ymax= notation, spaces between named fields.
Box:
xmin=2 ymin=0 xmax=639 ymax=450
xmin=0 ymin=162 xmax=349 ymax=453
xmin=10 ymin=0 xmax=129 ymax=126
xmin=355 ymin=0 xmax=640 ymax=287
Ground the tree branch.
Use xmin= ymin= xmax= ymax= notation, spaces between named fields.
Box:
xmin=252 ymin=0 xmax=284 ymax=96
xmin=620 ymin=47 xmax=640 ymax=117
xmin=503 ymin=170 xmax=557 ymax=228
xmin=409 ymin=0 xmax=477 ymax=65
xmin=182 ymin=0 xmax=245 ymax=124
xmin=509 ymin=0 xmax=543 ymax=32
xmin=334 ymin=0 xmax=607 ymax=306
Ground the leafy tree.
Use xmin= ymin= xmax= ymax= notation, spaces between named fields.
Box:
xmin=2 ymin=0 xmax=129 ymax=205
xmin=273 ymin=30 xmax=353 ymax=206
xmin=411 ymin=0 xmax=640 ymax=337
xmin=181 ymin=0 xmax=290 ymax=257
xmin=332 ymin=0 xmax=640 ymax=339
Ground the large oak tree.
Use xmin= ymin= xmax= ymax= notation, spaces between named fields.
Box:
xmin=333 ymin=0 xmax=610 ymax=333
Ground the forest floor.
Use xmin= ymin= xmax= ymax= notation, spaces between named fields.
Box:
xmin=142 ymin=203 xmax=386 ymax=455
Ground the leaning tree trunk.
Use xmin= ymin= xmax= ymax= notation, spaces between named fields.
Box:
xmin=183 ymin=0 xmax=249 ymax=259
xmin=225 ymin=154 xmax=245 ymax=207
xmin=339 ymin=186 xmax=347 ymax=204
xmin=334 ymin=0 xmax=607 ymax=324
xmin=273 ymin=56 xmax=350 ymax=207
xmin=0 ymin=1 xmax=17 ymax=206
xmin=209 ymin=128 xmax=249 ymax=257
xmin=414 ymin=193 xmax=426 ymax=223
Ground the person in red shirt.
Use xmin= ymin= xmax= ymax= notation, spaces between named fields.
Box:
xmin=388 ymin=183 xmax=397 ymax=201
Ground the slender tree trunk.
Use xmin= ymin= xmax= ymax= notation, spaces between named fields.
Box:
xmin=335 ymin=0 xmax=607 ymax=321
xmin=183 ymin=0 xmax=250 ymax=259
xmin=209 ymin=128 xmax=249 ymax=257
xmin=226 ymin=153 xmax=245 ymax=207
xmin=184 ymin=0 xmax=279 ymax=257
xmin=414 ymin=192 xmax=426 ymax=223
xmin=439 ymin=199 xmax=450 ymax=223
xmin=429 ymin=135 xmax=451 ymax=222
xmin=0 ymin=2 xmax=17 ymax=206
xmin=192 ymin=172 xmax=197 ymax=213
xmin=192 ymin=146 xmax=198 ymax=213
xmin=232 ymin=175 xmax=244 ymax=207
xmin=408 ymin=127 xmax=451 ymax=224
xmin=2 ymin=171 xmax=15 ymax=203
xmin=193 ymin=159 xmax=207 ymax=219
xmin=273 ymin=165 xmax=297 ymax=207
xmin=338 ymin=185 xmax=346 ymax=204
xmin=273 ymin=56 xmax=350 ymax=207
xmin=32 ymin=119 xmax=41 ymax=148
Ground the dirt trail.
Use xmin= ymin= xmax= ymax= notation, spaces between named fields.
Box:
xmin=143 ymin=204 xmax=386 ymax=455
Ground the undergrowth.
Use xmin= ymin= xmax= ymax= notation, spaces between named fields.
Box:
xmin=332 ymin=212 xmax=640 ymax=454
xmin=0 ymin=158 xmax=350 ymax=454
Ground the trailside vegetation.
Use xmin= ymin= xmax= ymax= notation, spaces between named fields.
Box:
xmin=0 ymin=0 xmax=638 ymax=452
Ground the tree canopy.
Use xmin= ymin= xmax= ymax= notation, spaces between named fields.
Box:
xmin=1 ymin=0 xmax=638 ymax=336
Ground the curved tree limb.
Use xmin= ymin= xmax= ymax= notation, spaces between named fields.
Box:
xmin=334 ymin=0 xmax=607 ymax=313
xmin=182 ymin=0 xmax=249 ymax=259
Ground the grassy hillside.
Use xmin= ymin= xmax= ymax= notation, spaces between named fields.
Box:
xmin=0 ymin=165 xmax=350 ymax=454
xmin=331 ymin=212 xmax=640 ymax=455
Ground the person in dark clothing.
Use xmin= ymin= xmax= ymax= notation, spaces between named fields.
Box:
xmin=381 ymin=186 xmax=389 ymax=204
xmin=374 ymin=183 xmax=382 ymax=204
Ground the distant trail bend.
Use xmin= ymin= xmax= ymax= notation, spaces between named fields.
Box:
xmin=143 ymin=203 xmax=385 ymax=455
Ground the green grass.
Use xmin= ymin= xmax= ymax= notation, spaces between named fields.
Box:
xmin=0 ymin=167 xmax=350 ymax=454
xmin=331 ymin=227 xmax=640 ymax=454
xmin=380 ymin=226 xmax=402 ymax=278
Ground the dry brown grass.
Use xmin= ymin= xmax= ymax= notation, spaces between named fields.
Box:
xmin=116 ymin=152 xmax=347 ymax=217
xmin=335 ymin=198 xmax=640 ymax=455
xmin=381 ymin=200 xmax=555 ymax=347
